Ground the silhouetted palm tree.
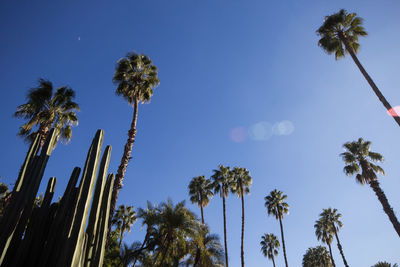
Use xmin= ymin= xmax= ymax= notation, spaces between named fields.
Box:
xmin=317 ymin=9 xmax=400 ymax=127
xmin=341 ymin=138 xmax=400 ymax=236
xmin=14 ymin=78 xmax=79 ymax=147
xmin=315 ymin=216 xmax=336 ymax=266
xmin=211 ymin=165 xmax=233 ymax=267
xmin=265 ymin=189 xmax=289 ymax=267
xmin=260 ymin=233 xmax=280 ymax=267
xmin=188 ymin=176 xmax=213 ymax=224
xmin=319 ymin=208 xmax=348 ymax=267
xmin=110 ymin=52 xmax=160 ymax=224
xmin=230 ymin=167 xmax=252 ymax=267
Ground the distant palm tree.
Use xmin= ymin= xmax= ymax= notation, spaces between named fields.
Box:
xmin=260 ymin=233 xmax=280 ymax=267
xmin=188 ymin=176 xmax=214 ymax=224
xmin=265 ymin=190 xmax=289 ymax=267
xmin=14 ymin=78 xmax=79 ymax=147
xmin=372 ymin=262 xmax=399 ymax=267
xmin=112 ymin=205 xmax=137 ymax=248
xmin=110 ymin=52 xmax=160 ymax=224
xmin=302 ymin=246 xmax=332 ymax=267
xmin=211 ymin=164 xmax=233 ymax=267
xmin=317 ymin=9 xmax=400 ymax=127
xmin=186 ymin=224 xmax=225 ymax=267
xmin=341 ymin=138 xmax=400 ymax=236
xmin=314 ymin=216 xmax=336 ymax=267
xmin=319 ymin=208 xmax=348 ymax=267
xmin=230 ymin=167 xmax=252 ymax=267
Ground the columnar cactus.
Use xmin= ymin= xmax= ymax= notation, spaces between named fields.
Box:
xmin=0 ymin=129 xmax=115 ymax=267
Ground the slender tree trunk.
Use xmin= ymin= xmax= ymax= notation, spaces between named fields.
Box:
xmin=222 ymin=194 xmax=229 ymax=267
xmin=333 ymin=226 xmax=349 ymax=267
xmin=132 ymin=232 xmax=149 ymax=267
xmin=240 ymin=187 xmax=245 ymax=267
xmin=119 ymin=229 xmax=124 ymax=248
xmin=277 ymin=209 xmax=288 ymax=267
xmin=327 ymin=243 xmax=336 ymax=267
xmin=369 ymin=180 xmax=400 ymax=237
xmin=158 ymin=238 xmax=171 ymax=267
xmin=109 ymin=98 xmax=139 ymax=231
xmin=152 ymin=235 xmax=167 ymax=267
xmin=200 ymin=193 xmax=205 ymax=225
xmin=338 ymin=31 xmax=400 ymax=127
xmin=271 ymin=254 xmax=276 ymax=267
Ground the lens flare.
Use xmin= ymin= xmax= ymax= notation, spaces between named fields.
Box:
xmin=230 ymin=127 xmax=247 ymax=143
xmin=273 ymin=120 xmax=295 ymax=136
xmin=387 ymin=106 xmax=400 ymax=117
xmin=249 ymin=121 xmax=273 ymax=141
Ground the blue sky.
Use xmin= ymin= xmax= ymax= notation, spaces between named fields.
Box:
xmin=1 ymin=0 xmax=400 ymax=266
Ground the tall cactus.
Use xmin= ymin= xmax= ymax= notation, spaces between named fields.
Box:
xmin=0 ymin=129 xmax=115 ymax=267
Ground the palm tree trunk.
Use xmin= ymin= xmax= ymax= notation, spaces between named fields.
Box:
xmin=338 ymin=31 xmax=400 ymax=127
xmin=132 ymin=232 xmax=149 ymax=267
xmin=158 ymin=238 xmax=171 ymax=267
xmin=332 ymin=226 xmax=349 ymax=267
xmin=200 ymin=194 xmax=205 ymax=225
xmin=119 ymin=229 xmax=124 ymax=248
xmin=109 ymin=98 xmax=139 ymax=230
xmin=369 ymin=180 xmax=400 ymax=237
xmin=38 ymin=122 xmax=51 ymax=148
xmin=240 ymin=187 xmax=245 ymax=267
xmin=222 ymin=194 xmax=229 ymax=267
xmin=327 ymin=243 xmax=336 ymax=267
xmin=271 ymin=254 xmax=276 ymax=267
xmin=277 ymin=209 xmax=288 ymax=267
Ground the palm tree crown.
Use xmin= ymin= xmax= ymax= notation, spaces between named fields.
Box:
xmin=265 ymin=189 xmax=289 ymax=219
xmin=317 ymin=9 xmax=367 ymax=60
xmin=112 ymin=205 xmax=137 ymax=247
xmin=230 ymin=167 xmax=252 ymax=197
xmin=211 ymin=165 xmax=232 ymax=198
xmin=341 ymin=138 xmax=384 ymax=184
xmin=302 ymin=246 xmax=332 ymax=267
xmin=260 ymin=233 xmax=280 ymax=261
xmin=14 ymin=78 xmax=79 ymax=146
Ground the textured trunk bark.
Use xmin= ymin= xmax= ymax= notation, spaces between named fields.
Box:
xmin=327 ymin=243 xmax=336 ymax=267
xmin=338 ymin=31 xmax=400 ymax=127
xmin=333 ymin=226 xmax=349 ymax=267
xmin=109 ymin=98 xmax=139 ymax=231
xmin=200 ymin=193 xmax=205 ymax=225
xmin=222 ymin=194 xmax=229 ymax=267
xmin=277 ymin=209 xmax=288 ymax=267
xmin=271 ymin=255 xmax=276 ymax=267
xmin=240 ymin=186 xmax=245 ymax=267
xmin=38 ymin=123 xmax=51 ymax=148
xmin=369 ymin=180 xmax=400 ymax=237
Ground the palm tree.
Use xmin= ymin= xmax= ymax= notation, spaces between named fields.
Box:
xmin=188 ymin=176 xmax=214 ymax=224
xmin=317 ymin=9 xmax=400 ymax=127
xmin=230 ymin=167 xmax=252 ymax=267
xmin=110 ymin=52 xmax=160 ymax=224
xmin=186 ymin=224 xmax=225 ymax=267
xmin=319 ymin=208 xmax=348 ymax=267
xmin=211 ymin=164 xmax=233 ymax=267
xmin=14 ymin=78 xmax=79 ymax=147
xmin=265 ymin=189 xmax=289 ymax=267
xmin=302 ymin=246 xmax=332 ymax=267
xmin=260 ymin=233 xmax=280 ymax=267
xmin=154 ymin=199 xmax=196 ymax=267
xmin=112 ymin=205 xmax=137 ymax=248
xmin=314 ymin=217 xmax=336 ymax=267
xmin=341 ymin=138 xmax=400 ymax=236
xmin=373 ymin=262 xmax=399 ymax=267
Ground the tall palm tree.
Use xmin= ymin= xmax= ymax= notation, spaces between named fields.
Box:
xmin=211 ymin=164 xmax=233 ymax=267
xmin=317 ymin=9 xmax=400 ymax=127
xmin=14 ymin=78 xmax=79 ymax=147
xmin=188 ymin=176 xmax=214 ymax=224
xmin=302 ymin=246 xmax=332 ymax=267
xmin=112 ymin=205 xmax=137 ymax=248
xmin=265 ymin=189 xmax=289 ymax=267
xmin=341 ymin=138 xmax=400 ymax=236
xmin=319 ymin=208 xmax=348 ymax=267
xmin=186 ymin=224 xmax=225 ymax=267
xmin=230 ymin=167 xmax=252 ymax=267
xmin=314 ymin=217 xmax=336 ymax=267
xmin=260 ymin=233 xmax=280 ymax=267
xmin=110 ymin=52 xmax=160 ymax=224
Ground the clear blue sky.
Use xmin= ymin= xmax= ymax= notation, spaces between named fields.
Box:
xmin=1 ymin=1 xmax=400 ymax=266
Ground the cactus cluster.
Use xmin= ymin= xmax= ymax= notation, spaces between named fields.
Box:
xmin=0 ymin=129 xmax=115 ymax=267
